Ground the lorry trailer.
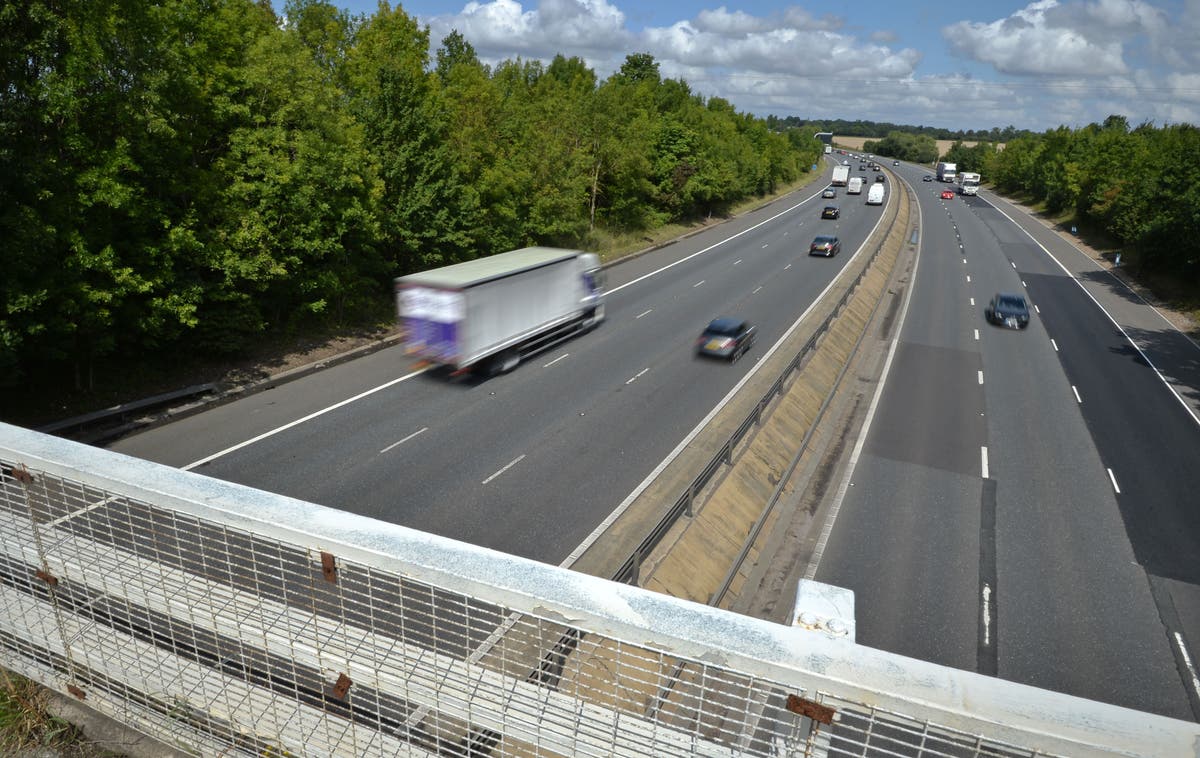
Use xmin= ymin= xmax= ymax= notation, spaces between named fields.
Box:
xmin=935 ymin=161 xmax=957 ymax=182
xmin=831 ymin=164 xmax=850 ymax=186
xmin=396 ymin=247 xmax=605 ymax=375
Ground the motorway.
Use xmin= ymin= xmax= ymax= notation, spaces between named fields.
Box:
xmin=109 ymin=154 xmax=1200 ymax=722
xmin=811 ymin=160 xmax=1200 ymax=720
xmin=111 ymin=159 xmax=890 ymax=565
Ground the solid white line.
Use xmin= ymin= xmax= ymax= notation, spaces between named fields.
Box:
xmin=978 ymin=370 xmax=984 ymax=385
xmin=693 ymin=280 xmax=705 ymax=287
xmin=982 ymin=583 xmax=992 ymax=646
xmin=1175 ymin=631 xmax=1200 ymax=702
xmin=635 ymin=309 xmax=653 ymax=319
xmin=569 ymin=187 xmax=897 ymax=571
xmin=542 ymin=353 xmax=569 ymax=368
xmin=625 ymin=368 xmax=649 ymax=385
xmin=985 ymin=198 xmax=1200 ymax=428
xmin=380 ymin=427 xmax=428 ymax=454
xmin=1107 ymin=468 xmax=1121 ymax=494
xmin=805 ymin=188 xmax=921 ymax=581
xmin=183 ymin=367 xmax=429 ymax=470
xmin=981 ymin=446 xmax=990 ymax=479
xmin=1051 ymin=338 xmax=1059 ymax=352
xmin=482 ymin=454 xmax=526 ymax=485
xmin=605 ymin=184 xmax=830 ymax=296
xmin=753 ymin=286 xmax=763 ymax=294
xmin=974 ymin=329 xmax=980 ymax=341
xmin=1072 ymin=385 xmax=1082 ymax=404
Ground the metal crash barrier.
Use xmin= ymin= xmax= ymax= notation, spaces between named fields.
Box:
xmin=0 ymin=422 xmax=1194 ymax=757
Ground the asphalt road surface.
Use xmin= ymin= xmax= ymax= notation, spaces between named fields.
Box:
xmin=112 ymin=161 xmax=891 ymax=566
xmin=813 ymin=161 xmax=1200 ymax=721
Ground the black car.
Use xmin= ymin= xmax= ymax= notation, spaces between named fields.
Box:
xmin=875 ymin=174 xmax=886 ymax=183
xmin=809 ymin=235 xmax=841 ymax=257
xmin=859 ymin=164 xmax=866 ymax=171
xmin=922 ymin=175 xmax=933 ymax=182
xmin=893 ymin=160 xmax=900 ymax=166
xmin=821 ymin=205 xmax=840 ymax=219
xmin=985 ymin=293 xmax=1031 ymax=329
xmin=822 ymin=187 xmax=837 ymax=198
xmin=696 ymin=317 xmax=757 ymax=361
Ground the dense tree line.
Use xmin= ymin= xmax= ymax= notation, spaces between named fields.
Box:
xmin=985 ymin=116 xmax=1200 ymax=283
xmin=769 ymin=116 xmax=1032 ymax=143
xmin=860 ymin=131 xmax=939 ymax=163
xmin=0 ymin=0 xmax=820 ymax=392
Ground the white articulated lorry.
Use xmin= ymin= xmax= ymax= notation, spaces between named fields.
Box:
xmin=831 ymin=164 xmax=850 ymax=186
xmin=958 ymin=171 xmax=981 ymax=195
xmin=935 ymin=161 xmax=957 ymax=182
xmin=395 ymin=247 xmax=605 ymax=376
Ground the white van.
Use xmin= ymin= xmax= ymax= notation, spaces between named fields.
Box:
xmin=847 ymin=177 xmax=864 ymax=194
xmin=866 ymin=183 xmax=885 ymax=205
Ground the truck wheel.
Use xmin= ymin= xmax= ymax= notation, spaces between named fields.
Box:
xmin=493 ymin=349 xmax=520 ymax=375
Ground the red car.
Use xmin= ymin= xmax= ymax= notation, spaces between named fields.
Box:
xmin=940 ymin=189 xmax=955 ymax=199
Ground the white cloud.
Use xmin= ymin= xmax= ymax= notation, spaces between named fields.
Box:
xmin=941 ymin=0 xmax=1139 ymax=76
xmin=419 ymin=0 xmax=1196 ymax=131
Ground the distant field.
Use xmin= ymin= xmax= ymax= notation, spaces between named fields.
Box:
xmin=831 ymin=136 xmax=996 ymax=157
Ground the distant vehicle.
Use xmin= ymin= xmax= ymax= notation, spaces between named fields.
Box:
xmin=875 ymin=174 xmax=886 ymax=182
xmin=831 ymin=165 xmax=850 ymax=186
xmin=396 ymin=247 xmax=604 ymax=376
xmin=866 ymin=183 xmax=885 ymax=205
xmin=859 ymin=164 xmax=866 ymax=171
xmin=936 ymin=161 xmax=957 ymax=182
xmin=809 ymin=235 xmax=842 ymax=256
xmin=696 ymin=318 xmax=756 ymax=361
xmin=923 ymin=175 xmax=933 ymax=182
xmin=985 ymin=293 xmax=1031 ymax=329
xmin=940 ymin=189 xmax=955 ymax=199
xmin=841 ymin=159 xmax=850 ymax=166
xmin=847 ymin=177 xmax=865 ymax=194
xmin=822 ymin=187 xmax=837 ymax=198
xmin=958 ymin=171 xmax=981 ymax=195
xmin=893 ymin=160 xmax=900 ymax=166
xmin=824 ymin=145 xmax=832 ymax=154
xmin=821 ymin=205 xmax=840 ymax=219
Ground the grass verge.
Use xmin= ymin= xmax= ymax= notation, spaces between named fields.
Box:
xmin=1 ymin=669 xmax=121 ymax=757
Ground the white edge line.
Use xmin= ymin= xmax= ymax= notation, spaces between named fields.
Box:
xmin=566 ymin=184 xmax=896 ymax=570
xmin=985 ymin=199 xmax=1200 ymax=428
xmin=802 ymin=187 xmax=920 ymax=581
xmin=482 ymin=454 xmax=526 ymax=485
xmin=1107 ymin=467 xmax=1121 ymax=494
xmin=380 ymin=426 xmax=429 ymax=455
xmin=981 ymin=446 xmax=990 ymax=480
xmin=542 ymin=353 xmax=569 ymax=368
xmin=183 ymin=367 xmax=429 ymax=470
xmin=605 ymin=184 xmax=830 ymax=297
xmin=1174 ymin=631 xmax=1200 ymax=702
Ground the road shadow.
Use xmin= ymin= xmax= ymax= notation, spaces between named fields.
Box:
xmin=1118 ymin=324 xmax=1200 ymax=411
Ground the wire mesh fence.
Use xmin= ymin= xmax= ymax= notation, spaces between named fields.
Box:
xmin=0 ymin=422 xmax=1194 ymax=757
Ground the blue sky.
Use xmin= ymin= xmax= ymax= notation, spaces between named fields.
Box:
xmin=312 ymin=0 xmax=1200 ymax=131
